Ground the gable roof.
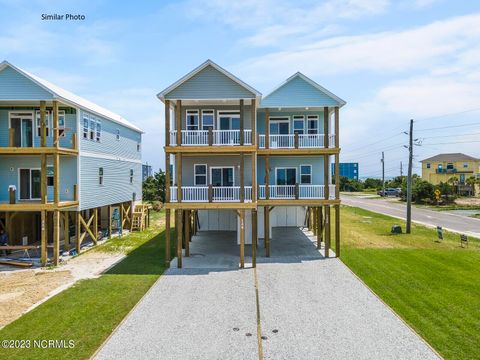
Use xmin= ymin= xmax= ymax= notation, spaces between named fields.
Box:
xmin=421 ymin=153 xmax=480 ymax=162
xmin=157 ymin=60 xmax=261 ymax=101
xmin=260 ymin=72 xmax=346 ymax=108
xmin=0 ymin=61 xmax=143 ymax=133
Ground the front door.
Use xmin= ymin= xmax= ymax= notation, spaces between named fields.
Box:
xmin=19 ymin=169 xmax=41 ymax=200
xmin=270 ymin=121 xmax=289 ymax=135
xmin=10 ymin=113 xmax=33 ymax=147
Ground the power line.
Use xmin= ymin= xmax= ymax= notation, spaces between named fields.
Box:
xmin=415 ymin=107 xmax=480 ymax=123
xmin=416 ymin=121 xmax=480 ymax=132
xmin=422 ymin=140 xmax=480 ymax=146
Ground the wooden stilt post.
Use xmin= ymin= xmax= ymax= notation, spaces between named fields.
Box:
xmin=318 ymin=206 xmax=323 ymax=249
xmin=265 ymin=155 xmax=270 ymax=200
xmin=76 ymin=211 xmax=81 ymax=253
xmin=240 ymin=209 xmax=245 ymax=268
xmin=240 ymin=153 xmax=245 ymax=203
xmin=176 ymin=208 xmax=183 ymax=268
xmin=252 ymin=209 xmax=257 ymax=268
xmin=64 ymin=211 xmax=70 ymax=252
xmin=251 ymin=99 xmax=256 ymax=147
xmin=325 ymin=206 xmax=331 ymax=257
xmin=184 ymin=210 xmax=190 ymax=257
xmin=165 ymin=209 xmax=171 ymax=266
xmin=264 ymin=206 xmax=270 ymax=257
xmin=41 ymin=210 xmax=47 ymax=266
xmin=108 ymin=205 xmax=112 ymax=239
xmin=93 ymin=208 xmax=98 ymax=244
xmin=313 ymin=207 xmax=317 ymax=236
xmin=53 ymin=210 xmax=60 ymax=266
xmin=53 ymin=100 xmax=59 ymax=148
xmin=335 ymin=205 xmax=340 ymax=257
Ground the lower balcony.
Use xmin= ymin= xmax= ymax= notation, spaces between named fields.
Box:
xmin=170 ymin=186 xmax=252 ymax=202
xmin=258 ymin=185 xmax=336 ymax=200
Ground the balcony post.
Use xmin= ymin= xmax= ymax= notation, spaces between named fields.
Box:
xmin=53 ymin=100 xmax=59 ymax=148
xmin=265 ymin=155 xmax=270 ymax=200
xmin=240 ymin=99 xmax=244 ymax=146
xmin=251 ymin=99 xmax=256 ymax=146
xmin=40 ymin=100 xmax=47 ymax=147
xmin=265 ymin=108 xmax=270 ymax=149
xmin=208 ymin=128 xmax=213 ymax=146
xmin=165 ymin=153 xmax=170 ymax=203
xmin=9 ymin=128 xmax=14 ymax=147
xmin=251 ymin=153 xmax=257 ymax=202
xmin=54 ymin=152 xmax=60 ymax=204
xmin=294 ymin=132 xmax=299 ymax=149
xmin=165 ymin=209 xmax=171 ymax=266
xmin=208 ymin=184 xmax=213 ymax=202
xmin=176 ymin=209 xmax=183 ymax=268
xmin=176 ymin=153 xmax=182 ymax=202
xmin=175 ymin=100 xmax=182 ymax=146
xmin=240 ymin=153 xmax=245 ymax=203
xmin=165 ymin=100 xmax=170 ymax=146
xmin=295 ymin=183 xmax=299 ymax=200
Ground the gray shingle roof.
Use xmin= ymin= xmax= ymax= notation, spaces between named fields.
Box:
xmin=421 ymin=153 xmax=479 ymax=162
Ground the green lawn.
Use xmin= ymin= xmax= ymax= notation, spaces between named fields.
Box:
xmin=0 ymin=210 xmax=174 ymax=360
xmin=336 ymin=206 xmax=480 ymax=360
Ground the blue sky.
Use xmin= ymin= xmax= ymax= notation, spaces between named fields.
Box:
xmin=1 ymin=0 xmax=480 ymax=178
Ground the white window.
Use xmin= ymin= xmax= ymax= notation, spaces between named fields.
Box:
xmin=36 ymin=110 xmax=51 ymax=137
xmin=129 ymin=169 xmax=134 ymax=184
xmin=89 ymin=117 xmax=96 ymax=140
xmin=186 ymin=110 xmax=199 ymax=131
xmin=307 ymin=115 xmax=319 ymax=134
xmin=137 ymin=142 xmax=141 ymax=152
xmin=300 ymin=165 xmax=312 ymax=184
xmin=426 ymin=163 xmax=431 ymax=169
xmin=201 ymin=110 xmax=214 ymax=130
xmin=463 ymin=162 xmax=468 ymax=168
xmin=95 ymin=120 xmax=101 ymax=142
xmin=83 ymin=115 xmax=89 ymax=139
xmin=269 ymin=116 xmax=290 ymax=135
xmin=194 ymin=164 xmax=207 ymax=186
xmin=293 ymin=115 xmax=305 ymax=134
xmin=116 ymin=129 xmax=120 ymax=141
xmin=58 ymin=111 xmax=66 ymax=137
xmin=99 ymin=167 xmax=104 ymax=185
xmin=218 ymin=110 xmax=240 ymax=130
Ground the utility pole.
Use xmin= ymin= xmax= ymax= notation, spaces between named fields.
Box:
xmin=381 ymin=151 xmax=385 ymax=196
xmin=400 ymin=161 xmax=403 ymax=177
xmin=406 ymin=119 xmax=414 ymax=234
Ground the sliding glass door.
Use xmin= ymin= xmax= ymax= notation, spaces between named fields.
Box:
xmin=10 ymin=113 xmax=33 ymax=147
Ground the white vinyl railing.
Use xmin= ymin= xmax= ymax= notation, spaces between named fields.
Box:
xmin=169 ymin=186 xmax=252 ymax=202
xmin=258 ymin=134 xmax=335 ymax=149
xmin=258 ymin=185 xmax=337 ymax=199
xmin=168 ymin=130 xmax=252 ymax=146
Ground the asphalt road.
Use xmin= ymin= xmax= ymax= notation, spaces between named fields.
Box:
xmin=342 ymin=195 xmax=480 ymax=238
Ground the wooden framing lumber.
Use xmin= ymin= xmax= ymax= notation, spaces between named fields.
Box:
xmin=54 ymin=152 xmax=60 ymax=204
xmin=184 ymin=210 xmax=190 ymax=257
xmin=176 ymin=100 xmax=182 ymax=146
xmin=176 ymin=208 xmax=183 ymax=268
xmin=251 ymin=99 xmax=256 ymax=146
xmin=239 ymin=99 xmax=244 ymax=145
xmin=53 ymin=210 xmax=60 ymax=266
xmin=335 ymin=205 xmax=340 ymax=257
xmin=63 ymin=211 xmax=70 ymax=251
xmin=41 ymin=210 xmax=47 ymax=266
xmin=325 ymin=205 xmax=331 ymax=257
xmin=165 ymin=209 xmax=171 ymax=266
xmin=165 ymin=100 xmax=170 ymax=146
xmin=264 ymin=206 xmax=270 ymax=257
xmin=252 ymin=209 xmax=257 ymax=268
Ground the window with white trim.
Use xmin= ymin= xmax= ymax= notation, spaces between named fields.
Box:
xmin=95 ymin=120 xmax=101 ymax=142
xmin=293 ymin=115 xmax=305 ymax=134
xmin=201 ymin=110 xmax=214 ymax=130
xmin=116 ymin=129 xmax=120 ymax=141
xmin=194 ymin=164 xmax=207 ymax=185
xmin=58 ymin=111 xmax=66 ymax=137
xmin=307 ymin=115 xmax=319 ymax=134
xmin=129 ymin=169 xmax=134 ymax=184
xmin=89 ymin=116 xmax=96 ymax=140
xmin=99 ymin=167 xmax=104 ymax=185
xmin=300 ymin=165 xmax=312 ymax=184
xmin=36 ymin=110 xmax=51 ymax=137
xmin=186 ymin=110 xmax=199 ymax=130
xmin=83 ymin=115 xmax=89 ymax=139
xmin=137 ymin=142 xmax=141 ymax=152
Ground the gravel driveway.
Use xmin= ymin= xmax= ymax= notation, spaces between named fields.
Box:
xmin=95 ymin=230 xmax=439 ymax=360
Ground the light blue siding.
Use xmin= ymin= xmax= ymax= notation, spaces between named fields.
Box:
xmin=0 ymin=107 xmax=77 ymax=148
xmin=78 ymin=110 xmax=142 ymax=210
xmin=164 ymin=65 xmax=256 ymax=100
xmin=0 ymin=156 xmax=77 ymax=202
xmin=0 ymin=66 xmax=53 ymax=100
xmin=181 ymin=105 xmax=253 ymax=129
xmin=260 ymin=75 xmax=340 ymax=108
xmin=256 ymin=110 xmax=325 ymax=134
xmin=79 ymin=156 xmax=141 ymax=210
xmin=256 ymin=156 xmax=324 ymax=185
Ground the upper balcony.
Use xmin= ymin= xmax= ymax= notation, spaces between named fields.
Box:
xmin=258 ymin=133 xmax=336 ymax=149
xmin=169 ymin=129 xmax=252 ymax=146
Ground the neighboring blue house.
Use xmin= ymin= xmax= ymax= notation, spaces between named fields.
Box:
xmin=332 ymin=162 xmax=359 ymax=180
xmin=158 ymin=60 xmax=345 ymax=268
xmin=0 ymin=61 xmax=143 ymax=265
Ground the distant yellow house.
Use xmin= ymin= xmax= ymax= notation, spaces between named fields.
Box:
xmin=421 ymin=153 xmax=480 ymax=190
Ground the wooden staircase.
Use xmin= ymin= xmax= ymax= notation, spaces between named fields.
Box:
xmin=130 ymin=204 xmax=150 ymax=232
